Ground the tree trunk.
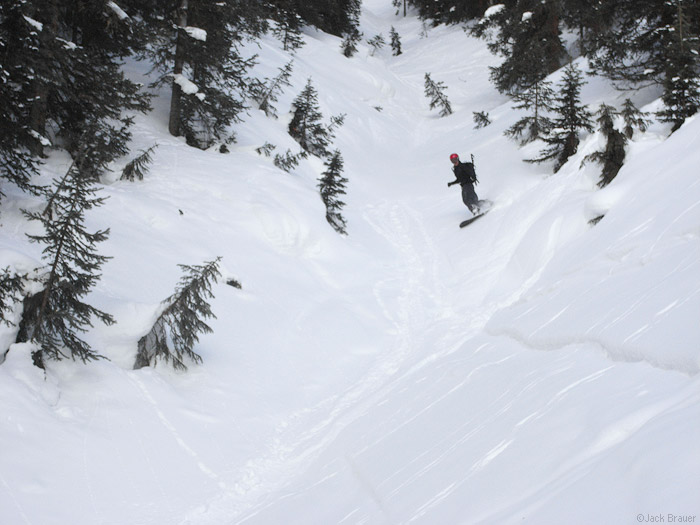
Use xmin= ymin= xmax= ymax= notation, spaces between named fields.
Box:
xmin=168 ymin=0 xmax=189 ymax=137
xmin=27 ymin=1 xmax=60 ymax=156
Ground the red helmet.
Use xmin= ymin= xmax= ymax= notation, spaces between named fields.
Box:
xmin=449 ymin=153 xmax=459 ymax=161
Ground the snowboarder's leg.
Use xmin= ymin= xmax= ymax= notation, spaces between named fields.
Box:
xmin=461 ymin=184 xmax=479 ymax=214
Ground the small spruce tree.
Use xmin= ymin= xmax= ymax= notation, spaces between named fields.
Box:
xmin=582 ymin=104 xmax=627 ymax=188
xmin=19 ymin=164 xmax=114 ymax=368
xmin=288 ymin=79 xmax=343 ymax=158
xmin=270 ymin=9 xmax=305 ymax=52
xmin=473 ymin=111 xmax=491 ymax=129
xmin=620 ymin=98 xmax=651 ymax=139
xmin=424 ymin=73 xmax=452 ymax=117
xmin=367 ymin=34 xmax=386 ymax=56
xmin=528 ymin=63 xmax=593 ymax=172
xmin=252 ymin=61 xmax=294 ymax=119
xmin=390 ymin=27 xmax=402 ymax=56
xmin=318 ymin=150 xmax=348 ymax=235
xmin=505 ymin=79 xmax=555 ymax=145
xmin=341 ymin=28 xmax=363 ymax=58
xmin=134 ymin=257 xmax=226 ymax=371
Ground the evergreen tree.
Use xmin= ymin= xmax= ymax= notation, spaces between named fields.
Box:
xmin=656 ymin=1 xmax=700 ymax=133
xmin=424 ymin=73 xmax=452 ymax=117
xmin=318 ymin=150 xmax=348 ymax=235
xmin=288 ymin=79 xmax=344 ymax=158
xmin=134 ymin=257 xmax=224 ymax=371
xmin=473 ymin=111 xmax=491 ymax=128
xmin=18 ymin=162 xmax=114 ymax=369
xmin=0 ymin=2 xmax=42 ymax=202
xmin=368 ymin=34 xmax=386 ymax=56
xmin=341 ymin=27 xmax=363 ymax=57
xmin=472 ymin=0 xmax=566 ymax=94
xmin=0 ymin=0 xmax=150 ymax=190
xmin=409 ymin=0 xmax=489 ymax=25
xmin=252 ymin=61 xmax=294 ymax=119
xmin=559 ymin=0 xmax=615 ymax=56
xmin=269 ymin=0 xmax=305 ymax=52
xmin=393 ymin=0 xmax=408 ymax=17
xmin=620 ymin=98 xmax=651 ymax=139
xmin=144 ymin=0 xmax=264 ymax=149
xmin=582 ymin=104 xmax=627 ymax=188
xmin=589 ymin=0 xmax=700 ymax=90
xmin=505 ymin=79 xmax=555 ymax=145
xmin=390 ymin=26 xmax=402 ymax=56
xmin=528 ymin=63 xmax=593 ymax=172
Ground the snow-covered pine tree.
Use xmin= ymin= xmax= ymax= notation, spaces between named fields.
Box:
xmin=18 ymin=163 xmax=114 ymax=369
xmin=294 ymin=0 xmax=361 ymax=37
xmin=559 ymin=0 xmax=614 ymax=56
xmin=0 ymin=2 xmax=43 ymax=203
xmin=424 ymin=73 xmax=452 ymax=117
xmin=269 ymin=0 xmax=305 ymax=52
xmin=341 ymin=27 xmax=363 ymax=57
xmin=121 ymin=145 xmax=158 ymax=182
xmin=472 ymin=0 xmax=565 ymax=94
xmin=582 ymin=104 xmax=627 ymax=188
xmin=390 ymin=26 xmax=402 ymax=56
xmin=528 ymin=62 xmax=593 ymax=172
xmin=145 ymin=0 xmax=263 ymax=149
xmin=252 ymin=61 xmax=294 ymax=119
xmin=409 ymin=0 xmax=489 ymax=25
xmin=504 ymin=79 xmax=555 ymax=145
xmin=590 ymin=0 xmax=700 ymax=91
xmin=620 ymin=98 xmax=651 ymax=140
xmin=0 ymin=0 xmax=149 ymax=186
xmin=318 ymin=150 xmax=348 ymax=235
xmin=134 ymin=257 xmax=224 ymax=371
xmin=288 ymin=79 xmax=344 ymax=158
xmin=368 ymin=34 xmax=386 ymax=56
xmin=656 ymin=0 xmax=700 ymax=133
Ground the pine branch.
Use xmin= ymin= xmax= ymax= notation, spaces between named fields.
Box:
xmin=121 ymin=144 xmax=158 ymax=181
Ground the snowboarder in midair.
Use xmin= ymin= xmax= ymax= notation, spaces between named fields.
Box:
xmin=447 ymin=153 xmax=479 ymax=214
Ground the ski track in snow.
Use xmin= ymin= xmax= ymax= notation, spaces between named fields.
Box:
xmin=178 ymin=196 xmax=461 ymax=523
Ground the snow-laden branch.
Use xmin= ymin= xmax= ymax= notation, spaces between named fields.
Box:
xmin=107 ymin=1 xmax=129 ymax=20
xmin=183 ymin=26 xmax=207 ymax=41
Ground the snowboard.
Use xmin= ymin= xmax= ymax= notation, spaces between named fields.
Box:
xmin=459 ymin=200 xmax=493 ymax=228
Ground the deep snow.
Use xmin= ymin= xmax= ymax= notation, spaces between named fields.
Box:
xmin=1 ymin=1 xmax=699 ymax=524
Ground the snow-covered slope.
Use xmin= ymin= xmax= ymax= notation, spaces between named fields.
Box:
xmin=1 ymin=1 xmax=698 ymax=524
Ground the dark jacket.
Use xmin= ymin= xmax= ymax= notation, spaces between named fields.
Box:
xmin=449 ymin=161 xmax=477 ymax=186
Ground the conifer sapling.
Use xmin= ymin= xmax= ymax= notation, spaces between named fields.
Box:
xmin=424 ymin=73 xmax=452 ymax=117
xmin=528 ymin=63 xmax=593 ymax=172
xmin=582 ymin=104 xmax=627 ymax=188
xmin=390 ymin=27 xmax=402 ymax=56
xmin=318 ymin=150 xmax=348 ymax=235
xmin=134 ymin=257 xmax=226 ymax=371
